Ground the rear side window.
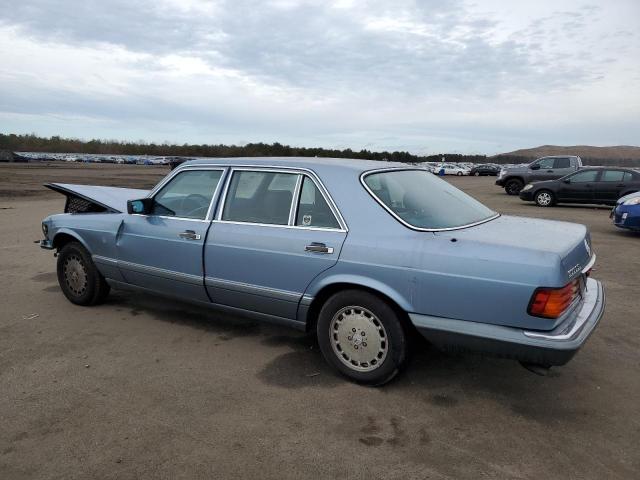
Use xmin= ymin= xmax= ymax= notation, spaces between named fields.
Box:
xmin=363 ymin=169 xmax=496 ymax=230
xmin=152 ymin=170 xmax=222 ymax=219
xmin=554 ymin=158 xmax=571 ymax=168
xmin=569 ymin=170 xmax=598 ymax=183
xmin=222 ymin=171 xmax=298 ymax=225
xmin=295 ymin=176 xmax=340 ymax=229
xmin=601 ymin=170 xmax=625 ymax=182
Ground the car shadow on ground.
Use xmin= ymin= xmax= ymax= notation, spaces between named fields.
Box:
xmin=100 ymin=289 xmax=583 ymax=417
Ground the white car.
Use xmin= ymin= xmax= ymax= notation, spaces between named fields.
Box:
xmin=436 ymin=164 xmax=470 ymax=176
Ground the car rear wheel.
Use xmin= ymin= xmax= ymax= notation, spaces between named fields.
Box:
xmin=474 ymin=171 xmax=480 ymax=176
xmin=57 ymin=241 xmax=110 ymax=305
xmin=456 ymin=171 xmax=463 ymax=176
xmin=317 ymin=290 xmax=409 ymax=386
xmin=505 ymin=178 xmax=524 ymax=195
xmin=534 ymin=190 xmax=555 ymax=207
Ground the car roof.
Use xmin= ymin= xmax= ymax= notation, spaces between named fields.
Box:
xmin=577 ymin=166 xmax=635 ymax=171
xmin=179 ymin=156 xmax=407 ymax=175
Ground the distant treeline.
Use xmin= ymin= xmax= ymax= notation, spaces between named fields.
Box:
xmin=1 ymin=133 xmax=637 ymax=166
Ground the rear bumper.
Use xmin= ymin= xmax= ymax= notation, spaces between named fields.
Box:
xmin=410 ymin=278 xmax=605 ymax=367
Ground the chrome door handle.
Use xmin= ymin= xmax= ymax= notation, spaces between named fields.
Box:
xmin=305 ymin=242 xmax=334 ymax=254
xmin=178 ymin=230 xmax=201 ymax=240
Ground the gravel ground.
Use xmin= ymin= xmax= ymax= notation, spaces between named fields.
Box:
xmin=1 ymin=163 xmax=638 ymax=479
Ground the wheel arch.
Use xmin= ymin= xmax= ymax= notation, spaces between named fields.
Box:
xmin=52 ymin=229 xmax=91 ymax=253
xmin=503 ymin=175 xmax=524 ymax=185
xmin=301 ymin=276 xmax=414 ymax=333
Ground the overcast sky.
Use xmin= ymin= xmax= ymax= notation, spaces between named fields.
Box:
xmin=1 ymin=0 xmax=638 ymax=154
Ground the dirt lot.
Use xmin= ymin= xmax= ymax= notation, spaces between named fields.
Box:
xmin=1 ymin=163 xmax=639 ymax=479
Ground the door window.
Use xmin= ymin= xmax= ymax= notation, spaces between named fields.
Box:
xmin=568 ymin=170 xmax=598 ymax=183
xmin=554 ymin=157 xmax=571 ymax=168
xmin=152 ymin=170 xmax=222 ymax=219
xmin=295 ymin=176 xmax=340 ymax=229
xmin=536 ymin=158 xmax=555 ymax=169
xmin=222 ymin=171 xmax=298 ymax=225
xmin=601 ymin=170 xmax=626 ymax=182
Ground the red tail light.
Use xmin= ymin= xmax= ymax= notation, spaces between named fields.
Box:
xmin=528 ymin=279 xmax=580 ymax=319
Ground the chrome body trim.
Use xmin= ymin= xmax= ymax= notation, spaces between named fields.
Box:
xmin=288 ymin=174 xmax=304 ymax=225
xmin=204 ymin=276 xmax=301 ymax=302
xmin=168 ymin=163 xmax=347 ymax=231
xmin=581 ymin=254 xmax=596 ymax=274
xmin=118 ymin=259 xmax=203 ymax=285
xmin=359 ymin=167 xmax=501 ymax=232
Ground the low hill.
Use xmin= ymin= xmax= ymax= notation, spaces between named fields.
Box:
xmin=494 ymin=145 xmax=640 ymax=166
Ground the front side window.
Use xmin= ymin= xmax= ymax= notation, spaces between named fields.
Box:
xmin=554 ymin=157 xmax=571 ymax=168
xmin=601 ymin=170 xmax=625 ymax=182
xmin=535 ymin=158 xmax=555 ymax=169
xmin=295 ymin=176 xmax=340 ymax=229
xmin=568 ymin=170 xmax=598 ymax=183
xmin=152 ymin=170 xmax=222 ymax=219
xmin=222 ymin=171 xmax=298 ymax=225
xmin=363 ymin=169 xmax=497 ymax=230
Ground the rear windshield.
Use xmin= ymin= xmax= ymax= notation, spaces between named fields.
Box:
xmin=363 ymin=169 xmax=498 ymax=230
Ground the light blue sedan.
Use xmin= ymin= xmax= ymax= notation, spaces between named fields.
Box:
xmin=40 ymin=157 xmax=605 ymax=385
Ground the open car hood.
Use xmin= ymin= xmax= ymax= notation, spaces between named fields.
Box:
xmin=45 ymin=183 xmax=150 ymax=213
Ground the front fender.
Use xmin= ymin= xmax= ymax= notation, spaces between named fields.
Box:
xmin=52 ymin=227 xmax=93 ymax=253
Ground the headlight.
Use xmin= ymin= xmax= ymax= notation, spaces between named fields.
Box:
xmin=623 ymin=197 xmax=640 ymax=206
xmin=522 ymin=184 xmax=533 ymax=191
xmin=42 ymin=222 xmax=49 ymax=238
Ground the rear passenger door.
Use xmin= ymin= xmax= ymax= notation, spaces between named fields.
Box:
xmin=204 ymin=169 xmax=347 ymax=320
xmin=595 ymin=170 xmax=632 ymax=203
xmin=551 ymin=157 xmax=575 ymax=179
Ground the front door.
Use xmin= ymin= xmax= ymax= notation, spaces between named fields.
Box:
xmin=556 ymin=169 xmax=598 ymax=203
xmin=529 ymin=157 xmax=557 ymax=181
xmin=204 ymin=169 xmax=347 ymax=319
xmin=116 ymin=168 xmax=225 ymax=302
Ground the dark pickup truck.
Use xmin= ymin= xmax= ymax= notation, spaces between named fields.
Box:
xmin=496 ymin=156 xmax=583 ymax=195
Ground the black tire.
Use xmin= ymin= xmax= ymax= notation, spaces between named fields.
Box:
xmin=456 ymin=171 xmax=463 ymax=176
xmin=505 ymin=178 xmax=524 ymax=195
xmin=317 ymin=290 xmax=409 ymax=386
xmin=474 ymin=171 xmax=480 ymax=176
xmin=57 ymin=241 xmax=110 ymax=306
xmin=534 ymin=190 xmax=555 ymax=207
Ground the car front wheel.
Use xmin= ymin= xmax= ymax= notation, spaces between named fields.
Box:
xmin=317 ymin=290 xmax=409 ymax=386
xmin=57 ymin=241 xmax=110 ymax=305
xmin=534 ymin=190 xmax=555 ymax=207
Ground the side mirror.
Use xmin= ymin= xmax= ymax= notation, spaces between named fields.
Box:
xmin=127 ymin=198 xmax=153 ymax=214
xmin=530 ymin=164 xmax=540 ymax=171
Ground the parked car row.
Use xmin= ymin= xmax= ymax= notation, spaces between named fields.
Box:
xmin=491 ymin=155 xmax=639 ymax=232
xmin=421 ymin=162 xmax=503 ymax=176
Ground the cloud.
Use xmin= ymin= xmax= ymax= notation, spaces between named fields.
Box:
xmin=0 ymin=0 xmax=639 ymax=153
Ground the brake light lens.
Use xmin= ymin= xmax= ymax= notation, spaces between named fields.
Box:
xmin=528 ymin=279 xmax=580 ymax=318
